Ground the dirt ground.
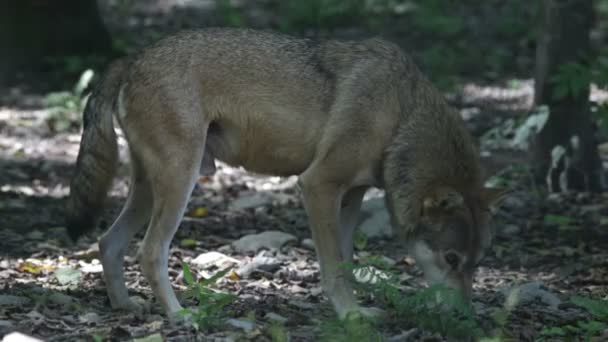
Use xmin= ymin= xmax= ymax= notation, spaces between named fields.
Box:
xmin=2 ymin=1 xmax=608 ymax=341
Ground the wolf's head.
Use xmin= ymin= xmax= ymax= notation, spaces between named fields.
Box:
xmin=405 ymin=186 xmax=508 ymax=301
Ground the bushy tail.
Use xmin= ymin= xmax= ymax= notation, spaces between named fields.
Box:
xmin=65 ymin=59 xmax=128 ymax=241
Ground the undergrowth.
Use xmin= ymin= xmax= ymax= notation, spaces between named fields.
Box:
xmin=178 ymin=263 xmax=236 ymax=332
xmin=318 ymin=258 xmax=483 ymax=340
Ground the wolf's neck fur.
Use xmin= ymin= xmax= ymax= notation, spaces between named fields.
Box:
xmin=382 ymin=78 xmax=483 ymax=235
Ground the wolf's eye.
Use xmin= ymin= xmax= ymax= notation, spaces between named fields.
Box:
xmin=444 ymin=252 xmax=461 ymax=270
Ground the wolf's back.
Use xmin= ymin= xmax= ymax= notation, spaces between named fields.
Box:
xmin=65 ymin=59 xmax=128 ymax=241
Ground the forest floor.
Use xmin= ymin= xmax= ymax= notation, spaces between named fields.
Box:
xmin=2 ymin=1 xmax=608 ymax=341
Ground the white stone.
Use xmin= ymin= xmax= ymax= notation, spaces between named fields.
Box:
xmin=232 ymin=231 xmax=297 ymax=254
xmin=358 ymin=197 xmax=392 ymax=238
xmin=191 ymin=251 xmax=240 ymax=269
xmin=226 ymin=318 xmax=255 ymax=333
xmin=502 ymin=281 xmax=561 ymax=309
xmin=2 ymin=332 xmax=43 ymax=342
xmin=301 ymin=238 xmax=315 ymax=250
xmin=264 ymin=312 xmax=288 ymax=323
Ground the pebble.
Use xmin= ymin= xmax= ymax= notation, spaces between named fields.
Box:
xmin=264 ymin=312 xmax=288 ymax=324
xmin=502 ymin=281 xmax=561 ymax=309
xmin=237 ymin=255 xmax=281 ymax=278
xmin=226 ymin=318 xmax=255 ymax=333
xmin=301 ymin=238 xmax=315 ymax=250
xmin=358 ymin=197 xmax=392 ymax=238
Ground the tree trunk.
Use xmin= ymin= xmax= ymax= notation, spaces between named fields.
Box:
xmin=0 ymin=0 xmax=113 ymax=85
xmin=533 ymin=0 xmax=602 ymax=192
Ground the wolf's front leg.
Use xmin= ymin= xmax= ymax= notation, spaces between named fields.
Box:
xmin=298 ymin=175 xmax=375 ymax=319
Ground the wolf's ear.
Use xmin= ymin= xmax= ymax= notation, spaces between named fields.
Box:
xmin=480 ymin=187 xmax=510 ymax=207
xmin=422 ymin=188 xmax=464 ymax=216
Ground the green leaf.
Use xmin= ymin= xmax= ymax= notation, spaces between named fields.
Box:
xmin=540 ymin=326 xmax=566 ymax=336
xmin=571 ymin=296 xmax=608 ymax=320
xmin=182 ymin=262 xmax=195 ymax=286
xmin=200 ymin=267 xmax=232 ymax=286
xmin=180 ymin=238 xmax=198 ymax=248
xmin=268 ymin=323 xmax=289 ymax=342
xmin=353 ymin=229 xmax=367 ymax=251
xmin=577 ymin=320 xmax=607 ymax=334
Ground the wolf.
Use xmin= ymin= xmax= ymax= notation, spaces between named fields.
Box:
xmin=66 ymin=28 xmax=507 ymax=321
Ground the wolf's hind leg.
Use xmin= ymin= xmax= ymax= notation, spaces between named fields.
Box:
xmin=137 ymin=142 xmax=204 ymax=320
xmin=339 ymin=186 xmax=367 ymax=263
xmin=99 ymin=153 xmax=152 ymax=312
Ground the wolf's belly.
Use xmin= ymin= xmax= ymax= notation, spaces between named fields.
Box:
xmin=204 ymin=117 xmax=320 ymax=177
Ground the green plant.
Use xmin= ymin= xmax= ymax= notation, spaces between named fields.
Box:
xmin=342 ymin=260 xmax=483 ymax=340
xmin=178 ymin=263 xmax=237 ymax=332
xmin=539 ymin=295 xmax=608 ymax=341
xmin=571 ymin=295 xmax=608 ymax=321
xmin=267 ymin=322 xmax=289 ymax=342
xmin=353 ymin=229 xmax=368 ymax=251
xmin=44 ymin=69 xmax=95 ymax=132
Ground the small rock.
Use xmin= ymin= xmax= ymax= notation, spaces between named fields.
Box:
xmin=232 ymin=231 xmax=297 ymax=254
xmin=226 ymin=318 xmax=255 ymax=333
xmin=230 ymin=194 xmax=272 ymax=210
xmin=301 ymin=238 xmax=315 ymax=250
xmin=192 ymin=251 xmax=240 ymax=269
xmin=79 ymin=312 xmax=101 ymax=325
xmin=54 ymin=267 xmax=83 ymax=286
xmin=49 ymin=292 xmax=76 ymax=306
xmin=358 ymin=198 xmax=392 ymax=238
xmin=80 ymin=259 xmax=103 ymax=273
xmin=0 ymin=295 xmax=31 ymax=306
xmin=237 ymin=254 xmax=281 ymax=278
xmin=264 ymin=312 xmax=288 ymax=324
xmin=502 ymin=281 xmax=561 ymax=309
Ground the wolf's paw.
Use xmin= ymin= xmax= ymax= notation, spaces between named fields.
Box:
xmin=167 ymin=309 xmax=194 ymax=327
xmin=112 ymin=296 xmax=150 ymax=317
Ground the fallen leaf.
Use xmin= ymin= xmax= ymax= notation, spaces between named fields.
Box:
xmin=54 ymin=267 xmax=83 ymax=286
xmin=18 ymin=259 xmax=54 ymax=274
xmin=180 ymin=238 xmax=198 ymax=248
xmin=228 ymin=270 xmax=241 ymax=281
xmin=187 ymin=207 xmax=209 ymax=218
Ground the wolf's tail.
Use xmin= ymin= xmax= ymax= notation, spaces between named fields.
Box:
xmin=65 ymin=59 xmax=129 ymax=241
